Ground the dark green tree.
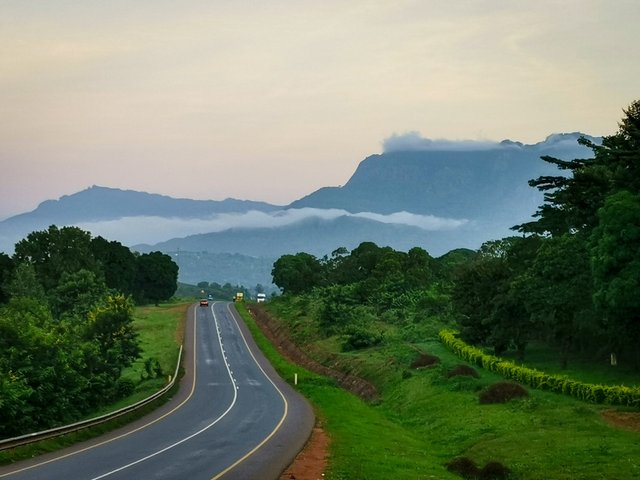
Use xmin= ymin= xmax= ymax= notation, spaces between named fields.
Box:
xmin=0 ymin=253 xmax=15 ymax=304
xmin=590 ymin=191 xmax=640 ymax=366
xmin=519 ymin=234 xmax=594 ymax=367
xmin=516 ymin=99 xmax=640 ymax=237
xmin=135 ymin=251 xmax=179 ymax=305
xmin=272 ymin=252 xmax=323 ymax=295
xmin=90 ymin=236 xmax=137 ymax=296
xmin=13 ymin=226 xmax=98 ymax=292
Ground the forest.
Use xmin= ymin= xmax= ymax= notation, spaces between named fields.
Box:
xmin=0 ymin=226 xmax=178 ymax=438
xmin=271 ymin=100 xmax=640 ymax=371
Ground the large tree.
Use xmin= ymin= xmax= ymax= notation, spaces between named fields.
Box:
xmin=516 ymin=100 xmax=640 ymax=238
xmin=590 ymin=191 xmax=640 ymax=366
xmin=272 ymin=252 xmax=323 ymax=295
xmin=13 ymin=226 xmax=98 ymax=292
xmin=135 ymin=251 xmax=178 ymax=305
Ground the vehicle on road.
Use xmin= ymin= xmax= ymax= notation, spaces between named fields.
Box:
xmin=199 ymin=299 xmax=209 ymax=306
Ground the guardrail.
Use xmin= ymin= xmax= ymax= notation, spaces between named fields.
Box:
xmin=0 ymin=345 xmax=183 ymax=452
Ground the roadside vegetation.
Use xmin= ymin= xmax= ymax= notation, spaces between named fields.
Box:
xmin=0 ymin=226 xmax=179 ymax=439
xmin=0 ymin=301 xmax=187 ymax=465
xmin=262 ymin=101 xmax=640 ymax=479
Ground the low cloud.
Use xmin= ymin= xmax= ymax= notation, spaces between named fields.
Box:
xmin=75 ymin=208 xmax=467 ymax=247
xmin=383 ymin=132 xmax=499 ymax=153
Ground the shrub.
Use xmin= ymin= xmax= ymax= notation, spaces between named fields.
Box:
xmin=479 ymin=461 xmax=511 ymax=480
xmin=479 ymin=381 xmax=528 ymax=404
xmin=446 ymin=456 xmax=480 ymax=479
xmin=439 ymin=329 xmax=640 ymax=407
xmin=447 ymin=364 xmax=480 ymax=378
xmin=342 ymin=325 xmax=383 ymax=351
xmin=410 ymin=353 xmax=440 ymax=369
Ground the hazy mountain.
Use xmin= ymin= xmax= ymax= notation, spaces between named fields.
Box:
xmin=288 ymin=133 xmax=598 ymax=222
xmin=133 ymin=215 xmax=461 ymax=259
xmin=0 ymin=185 xmax=280 ymax=253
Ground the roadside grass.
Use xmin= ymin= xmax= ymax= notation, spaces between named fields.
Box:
xmin=236 ymin=303 xmax=457 ymax=479
xmin=260 ymin=300 xmax=640 ymax=480
xmin=0 ymin=301 xmax=189 ymax=465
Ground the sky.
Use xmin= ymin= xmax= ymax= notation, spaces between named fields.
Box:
xmin=1 ymin=0 xmax=639 ymax=221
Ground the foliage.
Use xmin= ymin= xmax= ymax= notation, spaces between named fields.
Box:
xmin=439 ymin=330 xmax=640 ymax=407
xmin=479 ymin=381 xmax=529 ymax=404
xmin=272 ymin=252 xmax=323 ymax=294
xmin=590 ymin=191 xmax=640 ymax=365
xmin=135 ymin=251 xmax=179 ymax=305
xmin=0 ymin=226 xmax=179 ymax=438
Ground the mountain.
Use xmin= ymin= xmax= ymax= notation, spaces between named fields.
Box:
xmin=288 ymin=133 xmax=598 ymax=222
xmin=133 ymin=215 xmax=459 ymax=259
xmin=0 ymin=186 xmax=280 ymax=253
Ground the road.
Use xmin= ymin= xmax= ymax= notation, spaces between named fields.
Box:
xmin=0 ymin=302 xmax=314 ymax=480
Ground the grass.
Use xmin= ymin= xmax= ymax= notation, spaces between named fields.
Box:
xmin=0 ymin=300 xmax=189 ymax=465
xmin=259 ymin=298 xmax=640 ymax=480
xmin=236 ymin=302 xmax=457 ymax=479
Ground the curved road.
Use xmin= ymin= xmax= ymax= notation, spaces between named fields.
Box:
xmin=0 ymin=302 xmax=314 ymax=480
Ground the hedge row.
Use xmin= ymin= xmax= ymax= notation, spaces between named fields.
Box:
xmin=438 ymin=329 xmax=640 ymax=407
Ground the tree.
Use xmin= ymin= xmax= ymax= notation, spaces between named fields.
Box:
xmin=90 ymin=236 xmax=137 ymax=296
xmin=49 ymin=269 xmax=108 ymax=320
xmin=516 ymin=100 xmax=640 ymax=237
xmin=272 ymin=252 xmax=323 ymax=295
xmin=590 ymin=191 xmax=640 ymax=366
xmin=519 ymin=234 xmax=594 ymax=367
xmin=452 ymin=237 xmax=540 ymax=358
xmin=135 ymin=251 xmax=178 ymax=305
xmin=84 ymin=294 xmax=141 ymax=378
xmin=13 ymin=226 xmax=98 ymax=292
xmin=0 ymin=253 xmax=15 ymax=304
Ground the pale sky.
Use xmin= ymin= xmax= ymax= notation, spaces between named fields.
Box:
xmin=1 ymin=0 xmax=638 ymax=220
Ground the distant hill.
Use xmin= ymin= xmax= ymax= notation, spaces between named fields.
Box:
xmin=288 ymin=133 xmax=598 ymax=222
xmin=0 ymin=185 xmax=280 ymax=253
xmin=133 ymin=215 xmax=460 ymax=259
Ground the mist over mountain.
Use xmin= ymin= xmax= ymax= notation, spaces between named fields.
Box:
xmin=0 ymin=132 xmax=600 ymax=288
xmin=289 ymin=133 xmax=598 ymax=220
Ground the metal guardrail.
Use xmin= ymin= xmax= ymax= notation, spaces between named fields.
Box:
xmin=0 ymin=345 xmax=183 ymax=452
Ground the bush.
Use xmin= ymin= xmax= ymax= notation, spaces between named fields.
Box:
xmin=479 ymin=461 xmax=511 ymax=480
xmin=410 ymin=353 xmax=440 ymax=369
xmin=115 ymin=378 xmax=136 ymax=398
xmin=479 ymin=381 xmax=528 ymax=404
xmin=439 ymin=329 xmax=640 ymax=407
xmin=342 ymin=325 xmax=384 ymax=351
xmin=446 ymin=456 xmax=480 ymax=479
xmin=447 ymin=364 xmax=480 ymax=378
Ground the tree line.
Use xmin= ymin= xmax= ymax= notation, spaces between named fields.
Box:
xmin=0 ymin=225 xmax=178 ymax=438
xmin=271 ymin=100 xmax=640 ymax=370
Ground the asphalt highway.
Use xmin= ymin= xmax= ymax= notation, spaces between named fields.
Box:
xmin=0 ymin=301 xmax=314 ymax=480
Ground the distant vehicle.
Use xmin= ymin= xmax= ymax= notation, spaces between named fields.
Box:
xmin=256 ymin=293 xmax=266 ymax=303
xmin=234 ymin=292 xmax=244 ymax=302
xmin=199 ymin=299 xmax=209 ymax=306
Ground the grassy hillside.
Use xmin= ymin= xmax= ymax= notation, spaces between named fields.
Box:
xmin=257 ymin=296 xmax=640 ymax=480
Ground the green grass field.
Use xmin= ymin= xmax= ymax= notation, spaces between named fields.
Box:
xmin=252 ymin=301 xmax=640 ymax=480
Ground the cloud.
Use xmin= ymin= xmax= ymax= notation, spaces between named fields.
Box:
xmin=383 ymin=132 xmax=499 ymax=153
xmin=74 ymin=208 xmax=467 ymax=246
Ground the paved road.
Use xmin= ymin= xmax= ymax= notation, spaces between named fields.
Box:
xmin=0 ymin=302 xmax=314 ymax=480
